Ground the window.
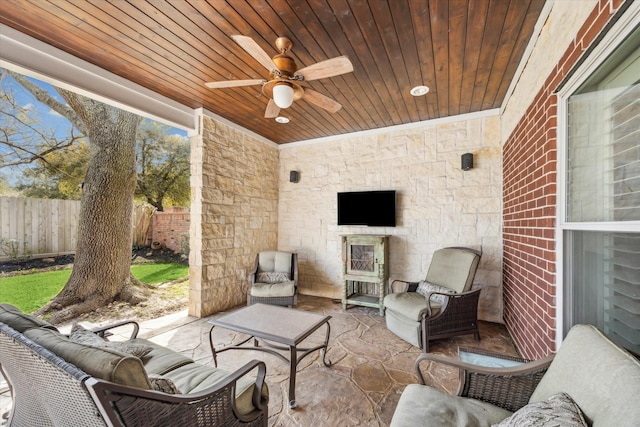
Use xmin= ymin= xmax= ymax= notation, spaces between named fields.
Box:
xmin=560 ymin=20 xmax=640 ymax=354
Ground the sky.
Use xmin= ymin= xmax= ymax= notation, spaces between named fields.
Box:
xmin=3 ymin=74 xmax=71 ymax=138
xmin=0 ymin=69 xmax=188 ymax=185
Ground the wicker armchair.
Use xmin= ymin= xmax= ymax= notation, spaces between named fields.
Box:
xmin=247 ymin=251 xmax=298 ymax=307
xmin=389 ymin=347 xmax=553 ymax=427
xmin=390 ymin=324 xmax=640 ymax=426
xmin=416 ymin=347 xmax=553 ymax=412
xmin=383 ymin=247 xmax=481 ymax=352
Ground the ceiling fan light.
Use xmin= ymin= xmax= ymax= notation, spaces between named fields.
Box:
xmin=273 ymin=83 xmax=294 ymax=109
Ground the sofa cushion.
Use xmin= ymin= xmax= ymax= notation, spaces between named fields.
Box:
xmin=529 ymin=324 xmax=640 ymax=426
xmin=128 ymin=338 xmax=194 ymax=375
xmin=250 ymin=281 xmax=295 ymax=297
xmin=69 ymin=323 xmax=153 ymax=358
xmin=23 ymin=328 xmax=151 ymax=389
xmin=384 ymin=291 xmax=441 ymax=322
xmin=163 ymin=362 xmax=269 ymax=415
xmin=390 ymin=384 xmax=512 ymax=427
xmin=0 ymin=303 xmax=57 ymax=333
xmin=492 ymin=392 xmax=587 ymax=427
xmin=148 ymin=374 xmax=181 ymax=394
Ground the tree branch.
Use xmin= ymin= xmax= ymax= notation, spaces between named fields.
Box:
xmin=6 ymin=70 xmax=88 ymax=135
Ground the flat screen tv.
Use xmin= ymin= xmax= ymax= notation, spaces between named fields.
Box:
xmin=337 ymin=190 xmax=396 ymax=227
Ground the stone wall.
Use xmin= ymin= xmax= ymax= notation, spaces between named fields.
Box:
xmin=500 ymin=0 xmax=626 ymax=359
xmin=189 ymin=115 xmax=279 ymax=317
xmin=278 ymin=113 xmax=504 ymax=322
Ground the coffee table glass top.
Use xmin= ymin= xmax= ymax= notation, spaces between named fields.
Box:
xmin=209 ymin=303 xmax=331 ymax=346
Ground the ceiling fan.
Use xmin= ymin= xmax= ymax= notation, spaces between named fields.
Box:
xmin=205 ymin=35 xmax=354 ymax=119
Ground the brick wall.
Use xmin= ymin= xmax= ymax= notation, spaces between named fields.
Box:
xmin=149 ymin=207 xmax=190 ymax=253
xmin=502 ymin=0 xmax=627 ymax=359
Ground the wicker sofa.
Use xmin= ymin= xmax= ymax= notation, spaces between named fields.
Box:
xmin=0 ymin=303 xmax=268 ymax=426
xmin=390 ymin=324 xmax=640 ymax=426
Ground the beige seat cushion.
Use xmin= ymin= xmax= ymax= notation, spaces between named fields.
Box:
xmin=383 ymin=291 xmax=441 ymax=321
xmin=529 ymin=324 xmax=640 ymax=426
xmin=250 ymin=281 xmax=295 ymax=297
xmin=24 ymin=328 xmax=150 ymax=389
xmin=163 ymin=362 xmax=269 ymax=415
xmin=129 ymin=338 xmax=194 ymax=375
xmin=426 ymin=248 xmax=479 ymax=293
xmin=390 ymin=384 xmax=512 ymax=427
xmin=258 ymin=251 xmax=292 ymax=273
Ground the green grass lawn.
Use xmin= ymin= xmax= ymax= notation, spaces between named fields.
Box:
xmin=0 ymin=263 xmax=188 ymax=313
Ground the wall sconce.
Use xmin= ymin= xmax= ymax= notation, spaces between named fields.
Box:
xmin=289 ymin=170 xmax=299 ymax=183
xmin=461 ymin=153 xmax=473 ymax=171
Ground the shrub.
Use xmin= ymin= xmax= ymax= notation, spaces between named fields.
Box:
xmin=0 ymin=238 xmax=32 ymax=262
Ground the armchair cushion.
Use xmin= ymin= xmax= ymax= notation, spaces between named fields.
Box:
xmin=390 ymin=384 xmax=512 ymax=427
xmin=493 ymin=392 xmax=587 ymax=427
xmin=258 ymin=250 xmax=292 ymax=273
xmin=257 ymin=271 xmax=291 ymax=284
xmin=250 ymin=281 xmax=296 ymax=297
xmin=528 ymin=324 xmax=640 ymax=425
xmin=426 ymin=248 xmax=480 ymax=293
xmin=384 ymin=291 xmax=442 ymax=321
xmin=417 ymin=281 xmax=455 ymax=304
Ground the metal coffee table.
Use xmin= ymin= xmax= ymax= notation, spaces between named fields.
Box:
xmin=208 ymin=303 xmax=332 ymax=408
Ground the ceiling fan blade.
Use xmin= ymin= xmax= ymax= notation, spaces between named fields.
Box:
xmin=295 ymin=56 xmax=353 ymax=81
xmin=231 ymin=35 xmax=278 ymax=72
xmin=303 ymin=89 xmax=342 ymax=113
xmin=205 ymin=79 xmax=265 ymax=89
xmin=264 ymin=99 xmax=280 ymax=118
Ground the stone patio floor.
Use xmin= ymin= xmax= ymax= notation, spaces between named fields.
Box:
xmin=1 ymin=295 xmax=519 ymax=426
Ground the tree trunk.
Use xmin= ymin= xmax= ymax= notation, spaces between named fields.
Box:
xmin=8 ymin=75 xmax=146 ymax=323
xmin=42 ymin=102 xmax=142 ymax=323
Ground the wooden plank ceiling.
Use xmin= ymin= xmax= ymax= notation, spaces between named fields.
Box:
xmin=0 ymin=0 xmax=545 ymax=144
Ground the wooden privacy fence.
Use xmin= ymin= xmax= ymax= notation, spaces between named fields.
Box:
xmin=0 ymin=197 xmax=80 ymax=262
xmin=0 ymin=197 xmax=161 ymax=262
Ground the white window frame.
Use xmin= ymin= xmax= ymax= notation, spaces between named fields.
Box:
xmin=556 ymin=3 xmax=640 ymax=350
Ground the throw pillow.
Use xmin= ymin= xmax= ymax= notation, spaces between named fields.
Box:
xmin=257 ymin=271 xmax=291 ymax=284
xmin=492 ymin=392 xmax=588 ymax=427
xmin=148 ymin=374 xmax=181 ymax=394
xmin=416 ymin=281 xmax=455 ymax=305
xmin=70 ymin=323 xmax=153 ymax=358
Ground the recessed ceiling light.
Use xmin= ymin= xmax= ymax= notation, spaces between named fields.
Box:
xmin=410 ymin=85 xmax=430 ymax=96
xmin=275 ymin=116 xmax=290 ymax=123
